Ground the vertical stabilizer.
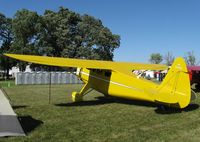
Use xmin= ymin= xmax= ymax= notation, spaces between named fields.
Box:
xmin=156 ymin=57 xmax=191 ymax=108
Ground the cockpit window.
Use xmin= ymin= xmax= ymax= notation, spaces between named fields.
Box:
xmin=105 ymin=71 xmax=111 ymax=77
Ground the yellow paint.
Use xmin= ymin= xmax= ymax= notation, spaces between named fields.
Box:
xmin=5 ymin=54 xmax=191 ymax=108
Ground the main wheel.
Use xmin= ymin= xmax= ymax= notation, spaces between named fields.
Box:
xmin=72 ymin=92 xmax=83 ymax=102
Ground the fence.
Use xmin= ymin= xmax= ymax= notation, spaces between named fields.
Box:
xmin=15 ymin=72 xmax=83 ymax=85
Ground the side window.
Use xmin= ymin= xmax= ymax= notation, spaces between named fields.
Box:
xmin=97 ymin=69 xmax=103 ymax=74
xmin=105 ymin=71 xmax=111 ymax=77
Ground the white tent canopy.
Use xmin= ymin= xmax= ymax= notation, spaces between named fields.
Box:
xmin=0 ymin=90 xmax=25 ymax=137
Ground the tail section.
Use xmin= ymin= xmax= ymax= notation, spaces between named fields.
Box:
xmin=156 ymin=57 xmax=191 ymax=108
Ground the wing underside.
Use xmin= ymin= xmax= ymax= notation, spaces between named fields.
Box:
xmin=4 ymin=54 xmax=168 ymax=76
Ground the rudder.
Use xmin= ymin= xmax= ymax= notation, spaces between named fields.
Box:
xmin=156 ymin=57 xmax=191 ymax=108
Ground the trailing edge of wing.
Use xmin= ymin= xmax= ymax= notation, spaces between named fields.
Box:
xmin=4 ymin=54 xmax=168 ymax=76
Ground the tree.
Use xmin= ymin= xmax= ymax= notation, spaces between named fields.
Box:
xmin=36 ymin=8 xmax=81 ymax=57
xmin=77 ymin=14 xmax=120 ymax=60
xmin=1 ymin=7 xmax=120 ymax=72
xmin=0 ymin=13 xmax=7 ymax=38
xmin=12 ymin=9 xmax=40 ymax=71
xmin=184 ymin=51 xmax=199 ymax=66
xmin=149 ymin=53 xmax=163 ymax=64
xmin=0 ymin=13 xmax=16 ymax=79
xmin=37 ymin=7 xmax=120 ymax=61
xmin=164 ymin=52 xmax=174 ymax=66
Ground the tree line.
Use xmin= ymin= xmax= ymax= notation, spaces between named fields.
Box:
xmin=149 ymin=51 xmax=199 ymax=66
xmin=0 ymin=7 xmax=120 ymax=78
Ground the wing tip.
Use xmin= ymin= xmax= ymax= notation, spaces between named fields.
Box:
xmin=4 ymin=53 xmax=23 ymax=59
xmin=4 ymin=53 xmax=13 ymax=57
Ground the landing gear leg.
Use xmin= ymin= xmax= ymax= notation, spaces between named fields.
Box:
xmin=72 ymin=83 xmax=90 ymax=102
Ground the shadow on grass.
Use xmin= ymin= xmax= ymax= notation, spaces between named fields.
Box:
xmin=113 ymin=97 xmax=158 ymax=107
xmin=12 ymin=105 xmax=28 ymax=110
xmin=55 ymin=96 xmax=157 ymax=108
xmin=55 ymin=96 xmax=115 ymax=107
xmin=55 ymin=96 xmax=199 ymax=114
xmin=155 ymin=104 xmax=199 ymax=114
xmin=18 ymin=115 xmax=43 ymax=134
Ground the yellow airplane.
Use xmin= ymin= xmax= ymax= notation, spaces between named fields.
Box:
xmin=5 ymin=54 xmax=193 ymax=108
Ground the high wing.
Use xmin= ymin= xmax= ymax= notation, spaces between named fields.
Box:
xmin=4 ymin=54 xmax=168 ymax=76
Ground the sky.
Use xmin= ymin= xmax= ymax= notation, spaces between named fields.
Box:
xmin=0 ymin=0 xmax=200 ymax=63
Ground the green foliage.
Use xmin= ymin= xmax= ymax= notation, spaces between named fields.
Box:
xmin=77 ymin=14 xmax=120 ymax=60
xmin=2 ymin=7 xmax=120 ymax=71
xmin=149 ymin=53 xmax=163 ymax=64
xmin=184 ymin=51 xmax=199 ymax=66
xmin=37 ymin=7 xmax=120 ymax=61
xmin=36 ymin=8 xmax=81 ymax=57
xmin=164 ymin=52 xmax=175 ymax=66
xmin=0 ymin=13 xmax=16 ymax=78
xmin=0 ymin=13 xmax=7 ymax=40
xmin=11 ymin=9 xmax=40 ymax=71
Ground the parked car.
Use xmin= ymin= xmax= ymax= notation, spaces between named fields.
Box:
xmin=187 ymin=66 xmax=200 ymax=89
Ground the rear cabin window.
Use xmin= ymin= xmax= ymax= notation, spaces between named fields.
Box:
xmin=91 ymin=69 xmax=103 ymax=74
xmin=105 ymin=71 xmax=111 ymax=77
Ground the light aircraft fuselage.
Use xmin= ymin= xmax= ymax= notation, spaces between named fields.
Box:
xmin=77 ymin=68 xmax=156 ymax=102
xmin=4 ymin=54 xmax=193 ymax=108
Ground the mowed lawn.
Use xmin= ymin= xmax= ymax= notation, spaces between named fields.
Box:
xmin=1 ymin=83 xmax=200 ymax=142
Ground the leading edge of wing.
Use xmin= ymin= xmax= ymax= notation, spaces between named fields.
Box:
xmin=4 ymin=53 xmax=113 ymax=69
xmin=4 ymin=54 xmax=168 ymax=75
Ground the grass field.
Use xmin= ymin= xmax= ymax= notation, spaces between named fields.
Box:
xmin=1 ymin=83 xmax=200 ymax=142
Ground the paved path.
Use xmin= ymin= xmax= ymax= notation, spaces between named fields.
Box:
xmin=0 ymin=89 xmax=25 ymax=137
